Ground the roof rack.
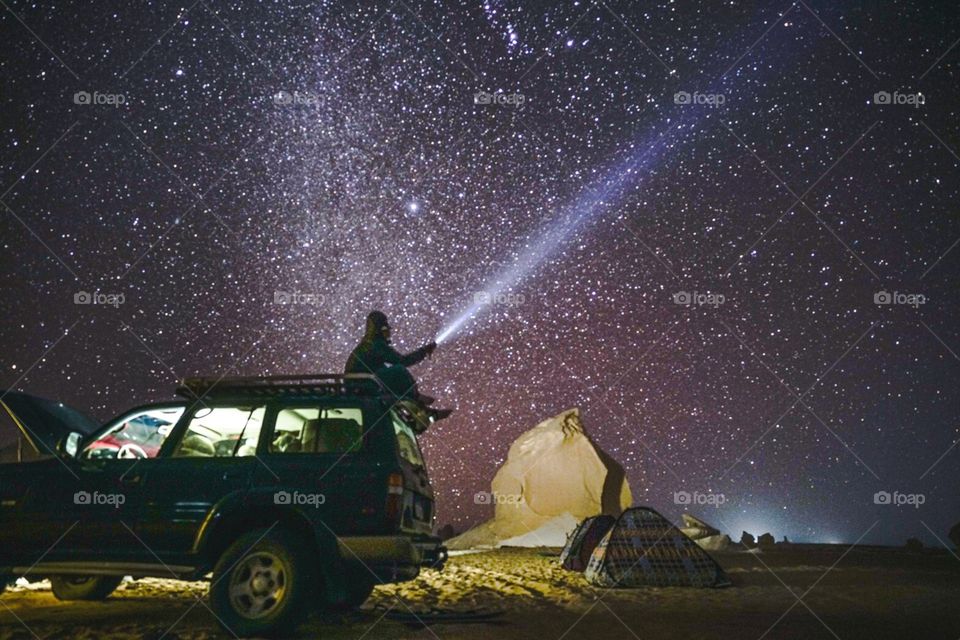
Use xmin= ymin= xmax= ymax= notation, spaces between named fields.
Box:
xmin=176 ymin=373 xmax=388 ymax=399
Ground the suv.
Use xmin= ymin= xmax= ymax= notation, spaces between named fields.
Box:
xmin=0 ymin=374 xmax=445 ymax=637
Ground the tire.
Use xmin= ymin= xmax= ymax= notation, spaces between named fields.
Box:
xmin=50 ymin=575 xmax=124 ymax=601
xmin=209 ymin=528 xmax=315 ymax=638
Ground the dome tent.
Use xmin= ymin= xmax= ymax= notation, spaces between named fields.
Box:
xmin=584 ymin=506 xmax=730 ymax=588
xmin=559 ymin=515 xmax=616 ymax=571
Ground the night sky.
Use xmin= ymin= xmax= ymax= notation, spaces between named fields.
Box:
xmin=2 ymin=1 xmax=959 ymax=546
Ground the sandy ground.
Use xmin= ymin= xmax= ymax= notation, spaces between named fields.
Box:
xmin=1 ymin=545 xmax=959 ymax=639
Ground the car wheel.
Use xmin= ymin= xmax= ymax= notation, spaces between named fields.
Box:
xmin=210 ymin=528 xmax=315 ymax=638
xmin=50 ymin=575 xmax=124 ymax=601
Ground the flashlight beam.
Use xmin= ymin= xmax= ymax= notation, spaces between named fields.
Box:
xmin=436 ymin=116 xmax=693 ymax=344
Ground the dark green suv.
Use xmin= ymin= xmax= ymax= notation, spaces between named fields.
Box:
xmin=0 ymin=374 xmax=445 ymax=637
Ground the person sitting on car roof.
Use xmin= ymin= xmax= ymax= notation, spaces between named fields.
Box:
xmin=345 ymin=310 xmax=452 ymax=420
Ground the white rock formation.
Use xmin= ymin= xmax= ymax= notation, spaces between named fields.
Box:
xmin=447 ymin=408 xmax=632 ymax=549
xmin=695 ymin=534 xmax=732 ymax=551
xmin=680 ymin=514 xmax=731 ymax=551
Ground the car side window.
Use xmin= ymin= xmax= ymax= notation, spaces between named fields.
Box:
xmin=172 ymin=405 xmax=266 ymax=458
xmin=270 ymin=406 xmax=364 ymax=454
xmin=80 ymin=407 xmax=185 ymax=460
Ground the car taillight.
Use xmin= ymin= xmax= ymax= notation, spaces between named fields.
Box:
xmin=385 ymin=472 xmax=404 ymax=526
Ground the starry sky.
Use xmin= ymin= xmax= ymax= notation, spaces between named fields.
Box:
xmin=1 ymin=0 xmax=959 ymax=546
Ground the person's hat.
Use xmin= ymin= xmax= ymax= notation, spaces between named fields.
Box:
xmin=367 ymin=310 xmax=389 ymax=330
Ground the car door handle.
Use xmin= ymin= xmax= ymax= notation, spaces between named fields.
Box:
xmin=120 ymin=473 xmax=143 ymax=486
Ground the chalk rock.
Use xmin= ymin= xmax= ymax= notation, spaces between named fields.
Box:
xmin=680 ymin=514 xmax=722 ymax=540
xmin=448 ymin=408 xmax=631 ymax=549
xmin=695 ymin=534 xmax=732 ymax=552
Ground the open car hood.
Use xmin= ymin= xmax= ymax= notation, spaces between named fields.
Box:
xmin=0 ymin=391 xmax=100 ymax=456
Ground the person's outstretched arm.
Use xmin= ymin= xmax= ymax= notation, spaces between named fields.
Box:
xmin=377 ymin=340 xmax=436 ymax=368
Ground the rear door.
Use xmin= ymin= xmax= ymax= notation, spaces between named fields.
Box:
xmin=135 ymin=402 xmax=266 ymax=560
xmin=253 ymin=399 xmax=387 ymax=536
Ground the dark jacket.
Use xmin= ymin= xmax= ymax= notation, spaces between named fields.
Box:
xmin=344 ymin=335 xmax=431 ymax=374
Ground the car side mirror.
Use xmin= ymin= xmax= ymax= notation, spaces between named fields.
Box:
xmin=58 ymin=432 xmax=82 ymax=458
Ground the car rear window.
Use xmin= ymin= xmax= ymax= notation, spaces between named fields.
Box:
xmin=270 ymin=406 xmax=364 ymax=454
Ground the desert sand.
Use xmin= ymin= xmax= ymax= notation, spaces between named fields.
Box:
xmin=1 ymin=544 xmax=958 ymax=639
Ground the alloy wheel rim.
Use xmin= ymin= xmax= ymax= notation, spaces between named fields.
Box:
xmin=227 ymin=551 xmax=287 ymax=619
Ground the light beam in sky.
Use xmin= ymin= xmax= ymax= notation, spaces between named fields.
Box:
xmin=436 ymin=115 xmax=695 ymax=344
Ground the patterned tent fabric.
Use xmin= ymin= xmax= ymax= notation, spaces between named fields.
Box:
xmin=559 ymin=515 xmax=615 ymax=571
xmin=584 ymin=507 xmax=731 ymax=588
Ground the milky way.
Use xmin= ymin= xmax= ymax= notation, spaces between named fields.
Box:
xmin=1 ymin=1 xmax=959 ymax=545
